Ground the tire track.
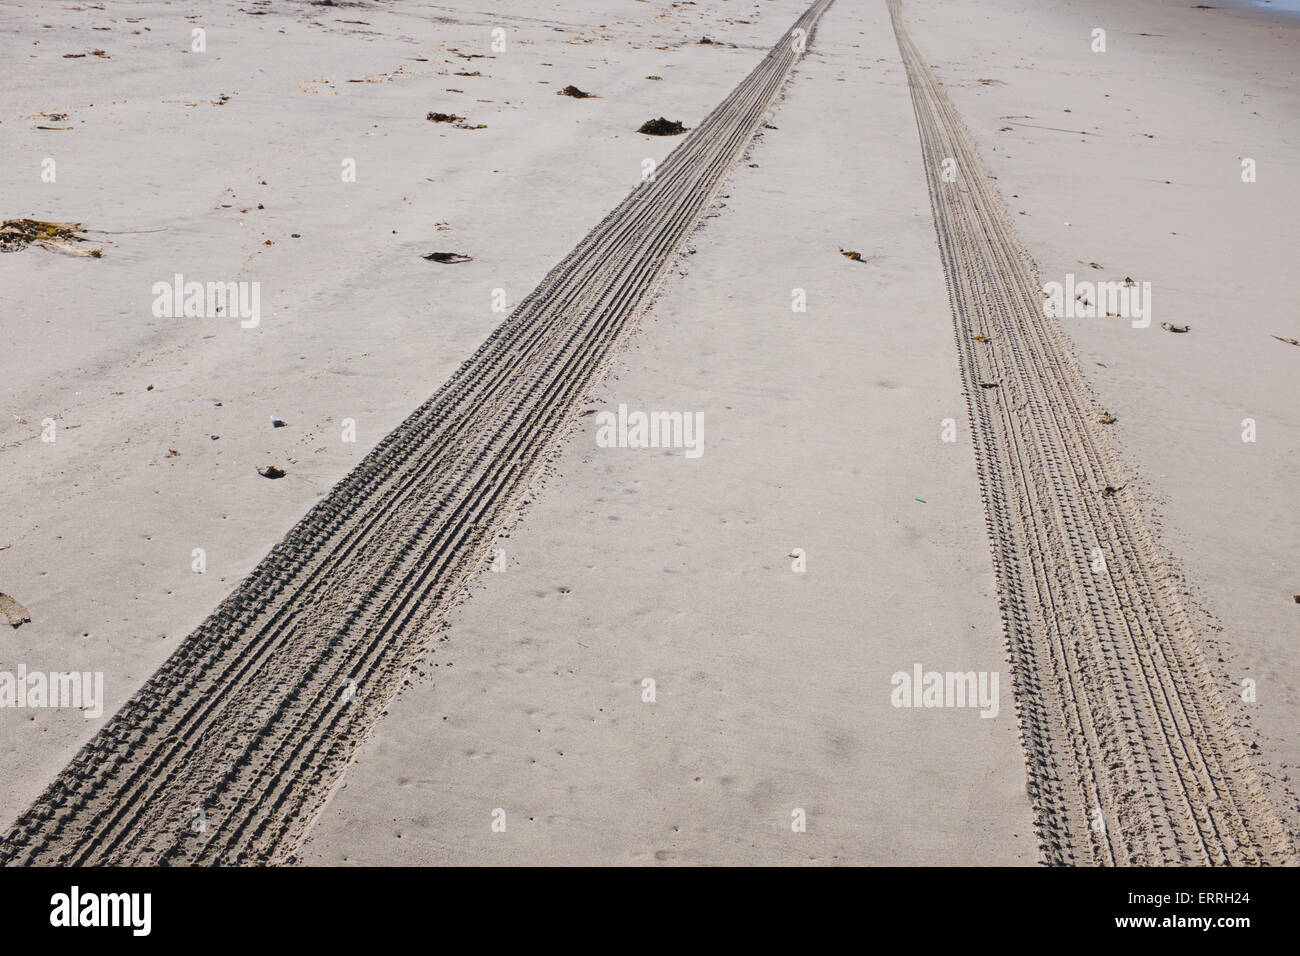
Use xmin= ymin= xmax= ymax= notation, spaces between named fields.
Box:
xmin=0 ymin=0 xmax=836 ymax=866
xmin=886 ymin=0 xmax=1294 ymax=865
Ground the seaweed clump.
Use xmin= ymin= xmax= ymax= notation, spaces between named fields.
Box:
xmin=0 ymin=219 xmax=99 ymax=256
xmin=637 ymin=117 xmax=685 ymax=136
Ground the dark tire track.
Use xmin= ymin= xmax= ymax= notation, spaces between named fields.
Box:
xmin=0 ymin=0 xmax=836 ymax=866
xmin=887 ymin=0 xmax=1294 ymax=865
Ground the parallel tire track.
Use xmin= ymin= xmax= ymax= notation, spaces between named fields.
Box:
xmin=886 ymin=0 xmax=1294 ymax=865
xmin=0 ymin=0 xmax=835 ymax=866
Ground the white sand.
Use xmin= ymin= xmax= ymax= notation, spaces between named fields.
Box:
xmin=1 ymin=0 xmax=1295 ymax=863
xmin=1 ymin=0 xmax=816 ymax=824
xmin=903 ymin=0 xmax=1300 ymax=835
xmin=300 ymin=0 xmax=1035 ymax=865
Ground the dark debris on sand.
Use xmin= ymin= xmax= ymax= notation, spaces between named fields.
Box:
xmin=0 ymin=219 xmax=100 ymax=256
xmin=637 ymin=117 xmax=686 ymax=136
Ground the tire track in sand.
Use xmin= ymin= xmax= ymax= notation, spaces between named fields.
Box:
xmin=0 ymin=0 xmax=836 ymax=866
xmin=887 ymin=0 xmax=1294 ymax=865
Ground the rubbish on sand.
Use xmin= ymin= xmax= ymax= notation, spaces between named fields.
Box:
xmin=0 ymin=592 xmax=31 ymax=629
xmin=558 ymin=85 xmax=595 ymax=98
xmin=424 ymin=252 xmax=472 ymax=263
xmin=839 ymin=248 xmax=862 ymax=261
xmin=428 ymin=111 xmax=487 ymax=130
xmin=1160 ymin=322 xmax=1190 ymax=333
xmin=258 ymin=465 xmax=287 ymax=479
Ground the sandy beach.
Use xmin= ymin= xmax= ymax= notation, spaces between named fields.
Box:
xmin=0 ymin=0 xmax=1295 ymax=867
